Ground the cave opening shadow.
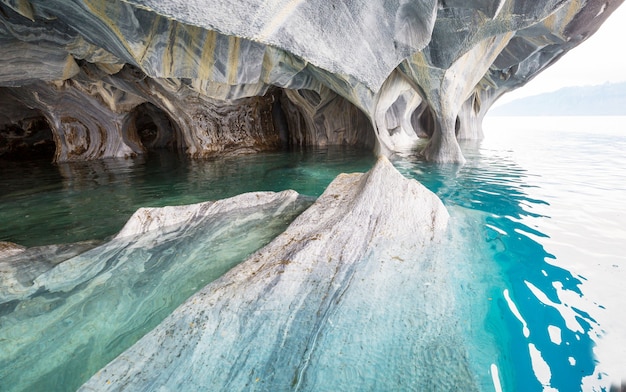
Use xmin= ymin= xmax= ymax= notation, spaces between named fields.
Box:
xmin=126 ymin=103 xmax=181 ymax=156
xmin=0 ymin=116 xmax=56 ymax=162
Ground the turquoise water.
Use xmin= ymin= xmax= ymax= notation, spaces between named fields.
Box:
xmin=2 ymin=117 xmax=625 ymax=391
xmin=481 ymin=116 xmax=626 ymax=391
xmin=392 ymin=116 xmax=626 ymax=390
xmin=0 ymin=147 xmax=376 ymax=246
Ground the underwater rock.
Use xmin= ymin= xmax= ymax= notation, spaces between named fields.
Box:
xmin=0 ymin=0 xmax=623 ymax=162
xmin=79 ymin=157 xmax=482 ymax=391
xmin=0 ymin=240 xmax=101 ymax=304
xmin=0 ymin=190 xmax=311 ymax=392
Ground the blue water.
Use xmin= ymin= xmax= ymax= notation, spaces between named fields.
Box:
xmin=2 ymin=117 xmax=625 ymax=390
xmin=394 ymin=116 xmax=626 ymax=391
xmin=433 ymin=115 xmax=625 ymax=391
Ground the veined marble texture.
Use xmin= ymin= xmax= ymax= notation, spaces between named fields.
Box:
xmin=2 ymin=1 xmax=623 ymax=389
xmin=0 ymin=0 xmax=623 ymax=162
xmin=0 ymin=190 xmax=311 ymax=392
xmin=77 ymin=157 xmax=486 ymax=391
xmin=0 ymin=240 xmax=101 ymax=303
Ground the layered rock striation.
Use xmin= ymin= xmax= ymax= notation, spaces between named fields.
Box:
xmin=0 ymin=0 xmax=623 ymax=162
xmin=0 ymin=190 xmax=311 ymax=392
xmin=79 ymin=156 xmax=472 ymax=391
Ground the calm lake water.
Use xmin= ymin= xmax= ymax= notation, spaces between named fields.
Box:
xmin=1 ymin=116 xmax=624 ymax=391
xmin=0 ymin=147 xmax=376 ymax=246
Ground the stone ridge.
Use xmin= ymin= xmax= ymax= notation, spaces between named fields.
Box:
xmin=0 ymin=0 xmax=623 ymax=162
xmin=80 ymin=156 xmax=473 ymax=391
xmin=114 ymin=190 xmax=300 ymax=238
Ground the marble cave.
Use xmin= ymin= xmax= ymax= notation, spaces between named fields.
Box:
xmin=0 ymin=0 xmax=623 ymax=391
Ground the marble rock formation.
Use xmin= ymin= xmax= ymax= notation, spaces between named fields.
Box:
xmin=0 ymin=241 xmax=26 ymax=258
xmin=0 ymin=0 xmax=623 ymax=162
xmin=77 ymin=157 xmax=476 ymax=391
xmin=0 ymin=240 xmax=100 ymax=303
xmin=0 ymin=190 xmax=311 ymax=392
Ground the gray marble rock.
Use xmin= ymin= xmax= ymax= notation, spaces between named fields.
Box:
xmin=0 ymin=240 xmax=101 ymax=304
xmin=79 ymin=157 xmax=481 ymax=391
xmin=0 ymin=190 xmax=311 ymax=392
xmin=0 ymin=241 xmax=25 ymax=258
xmin=0 ymin=0 xmax=623 ymax=162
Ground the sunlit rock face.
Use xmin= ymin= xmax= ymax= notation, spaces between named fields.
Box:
xmin=0 ymin=0 xmax=623 ymax=162
xmin=79 ymin=157 xmax=471 ymax=391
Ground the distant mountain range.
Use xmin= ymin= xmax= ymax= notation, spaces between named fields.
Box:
xmin=489 ymin=82 xmax=626 ymax=116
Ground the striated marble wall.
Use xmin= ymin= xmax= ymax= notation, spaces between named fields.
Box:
xmin=0 ymin=0 xmax=623 ymax=162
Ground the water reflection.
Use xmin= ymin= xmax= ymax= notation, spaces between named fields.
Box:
xmin=391 ymin=139 xmax=599 ymax=391
xmin=57 ymin=155 xmax=144 ymax=190
xmin=0 ymin=147 xmax=376 ymax=246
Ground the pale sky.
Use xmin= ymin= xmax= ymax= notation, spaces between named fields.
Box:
xmin=496 ymin=4 xmax=626 ymax=105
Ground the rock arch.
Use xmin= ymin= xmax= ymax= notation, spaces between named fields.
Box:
xmin=0 ymin=0 xmax=622 ymax=163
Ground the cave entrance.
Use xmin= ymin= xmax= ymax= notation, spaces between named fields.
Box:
xmin=412 ymin=105 xmax=435 ymax=138
xmin=0 ymin=116 xmax=56 ymax=161
xmin=277 ymin=87 xmax=376 ymax=149
xmin=128 ymin=103 xmax=179 ymax=155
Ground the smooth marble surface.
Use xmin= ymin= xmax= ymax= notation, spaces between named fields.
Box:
xmin=78 ymin=157 xmax=485 ymax=391
xmin=0 ymin=190 xmax=311 ymax=392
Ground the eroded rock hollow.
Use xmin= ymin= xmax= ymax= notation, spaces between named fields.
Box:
xmin=0 ymin=0 xmax=622 ymax=162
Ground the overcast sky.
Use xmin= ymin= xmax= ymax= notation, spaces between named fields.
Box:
xmin=497 ymin=4 xmax=626 ymax=104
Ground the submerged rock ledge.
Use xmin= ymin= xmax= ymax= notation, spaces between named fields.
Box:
xmin=0 ymin=190 xmax=311 ymax=392
xmin=79 ymin=157 xmax=476 ymax=391
xmin=0 ymin=0 xmax=623 ymax=162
